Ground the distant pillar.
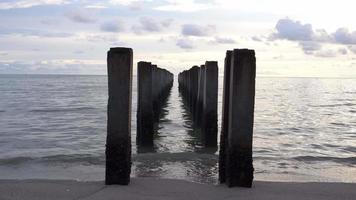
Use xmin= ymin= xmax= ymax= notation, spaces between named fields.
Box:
xmin=151 ymin=65 xmax=160 ymax=122
xmin=106 ymin=47 xmax=133 ymax=185
xmin=219 ymin=50 xmax=232 ymax=183
xmin=195 ymin=65 xmax=205 ymax=126
xmin=190 ymin=66 xmax=199 ymax=121
xmin=225 ymin=49 xmax=256 ymax=188
xmin=202 ymin=61 xmax=218 ymax=147
xmin=137 ymin=61 xmax=154 ymax=146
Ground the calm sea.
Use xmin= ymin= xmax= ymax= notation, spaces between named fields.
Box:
xmin=0 ymin=74 xmax=355 ymax=183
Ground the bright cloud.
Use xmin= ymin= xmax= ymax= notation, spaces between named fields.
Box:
xmin=0 ymin=0 xmax=70 ymax=9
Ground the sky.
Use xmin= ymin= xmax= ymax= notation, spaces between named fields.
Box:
xmin=0 ymin=0 xmax=356 ymax=77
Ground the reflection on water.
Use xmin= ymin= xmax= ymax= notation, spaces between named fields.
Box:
xmin=134 ymin=80 xmax=219 ymax=183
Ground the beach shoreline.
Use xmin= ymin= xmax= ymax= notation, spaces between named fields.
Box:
xmin=0 ymin=178 xmax=355 ymax=200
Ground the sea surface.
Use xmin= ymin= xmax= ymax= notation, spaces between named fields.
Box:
xmin=0 ymin=74 xmax=355 ymax=183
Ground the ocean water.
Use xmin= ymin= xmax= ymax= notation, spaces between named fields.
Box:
xmin=0 ymin=74 xmax=355 ymax=183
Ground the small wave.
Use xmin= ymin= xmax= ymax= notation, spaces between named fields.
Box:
xmin=0 ymin=154 xmax=104 ymax=166
xmin=330 ymin=122 xmax=349 ymax=127
xmin=0 ymin=152 xmax=218 ymax=166
xmin=133 ymin=152 xmax=218 ymax=162
xmin=0 ymin=156 xmax=35 ymax=165
xmin=293 ymin=156 xmax=356 ymax=165
xmin=29 ymin=107 xmax=96 ymax=113
xmin=0 ymin=110 xmax=5 ymax=112
xmin=310 ymin=103 xmax=356 ymax=108
xmin=343 ymin=146 xmax=356 ymax=153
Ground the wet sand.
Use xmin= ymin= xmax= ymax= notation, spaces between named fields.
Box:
xmin=0 ymin=178 xmax=355 ymax=200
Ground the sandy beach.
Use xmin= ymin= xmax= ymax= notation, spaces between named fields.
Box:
xmin=0 ymin=178 xmax=355 ymax=200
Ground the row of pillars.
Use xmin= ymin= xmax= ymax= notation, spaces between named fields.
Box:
xmin=137 ymin=61 xmax=174 ymax=146
xmin=105 ymin=47 xmax=256 ymax=188
xmin=177 ymin=62 xmax=218 ymax=147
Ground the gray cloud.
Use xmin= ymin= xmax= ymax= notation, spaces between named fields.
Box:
xmin=333 ymin=28 xmax=356 ymax=45
xmin=132 ymin=17 xmax=173 ymax=34
xmin=213 ymin=36 xmax=235 ymax=44
xmin=251 ymin=36 xmax=262 ymax=42
xmin=65 ymin=10 xmax=96 ymax=24
xmin=338 ymin=48 xmax=348 ymax=55
xmin=270 ymin=18 xmax=356 ymax=56
xmin=271 ymin=18 xmax=313 ymax=41
xmin=176 ymin=38 xmax=194 ymax=49
xmin=100 ymin=20 xmax=125 ymax=32
xmin=181 ymin=24 xmax=216 ymax=37
xmin=348 ymin=45 xmax=356 ymax=54
xmin=298 ymin=41 xmax=322 ymax=55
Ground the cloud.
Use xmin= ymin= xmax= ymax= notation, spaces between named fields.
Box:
xmin=213 ymin=36 xmax=235 ymax=44
xmin=0 ymin=28 xmax=73 ymax=38
xmin=298 ymin=41 xmax=321 ymax=55
xmin=251 ymin=36 xmax=263 ymax=42
xmin=85 ymin=3 xmax=108 ymax=9
xmin=270 ymin=18 xmax=356 ymax=55
xmin=332 ymin=28 xmax=356 ymax=45
xmin=132 ymin=17 xmax=173 ymax=34
xmin=338 ymin=48 xmax=348 ymax=55
xmin=0 ymin=51 xmax=8 ymax=56
xmin=109 ymin=0 xmax=152 ymax=6
xmin=348 ymin=45 xmax=356 ymax=54
xmin=176 ymin=38 xmax=194 ymax=49
xmin=0 ymin=0 xmax=69 ymax=9
xmin=65 ymin=9 xmax=96 ymax=24
xmin=314 ymin=49 xmax=338 ymax=58
xmin=79 ymin=33 xmax=125 ymax=45
xmin=154 ymin=0 xmax=214 ymax=12
xmin=271 ymin=18 xmax=313 ymax=41
xmin=100 ymin=20 xmax=125 ymax=32
xmin=181 ymin=24 xmax=216 ymax=37
xmin=40 ymin=19 xmax=60 ymax=26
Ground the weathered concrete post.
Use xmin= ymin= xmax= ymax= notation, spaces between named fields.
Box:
xmin=225 ymin=49 xmax=256 ymax=188
xmin=106 ymin=47 xmax=132 ymax=185
xmin=137 ymin=61 xmax=154 ymax=146
xmin=219 ymin=50 xmax=232 ymax=184
xmin=202 ymin=61 xmax=218 ymax=147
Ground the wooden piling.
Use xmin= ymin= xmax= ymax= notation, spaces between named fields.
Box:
xmin=137 ymin=61 xmax=154 ymax=146
xmin=136 ymin=63 xmax=174 ymax=146
xmin=178 ymin=63 xmax=218 ymax=147
xmin=225 ymin=49 xmax=256 ymax=188
xmin=219 ymin=50 xmax=232 ymax=183
xmin=106 ymin=47 xmax=133 ymax=185
xmin=201 ymin=61 xmax=218 ymax=147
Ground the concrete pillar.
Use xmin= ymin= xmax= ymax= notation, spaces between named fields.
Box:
xmin=106 ymin=47 xmax=133 ymax=185
xmin=137 ymin=61 xmax=154 ymax=146
xmin=219 ymin=50 xmax=232 ymax=184
xmin=202 ymin=61 xmax=218 ymax=147
xmin=226 ymin=49 xmax=256 ymax=188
